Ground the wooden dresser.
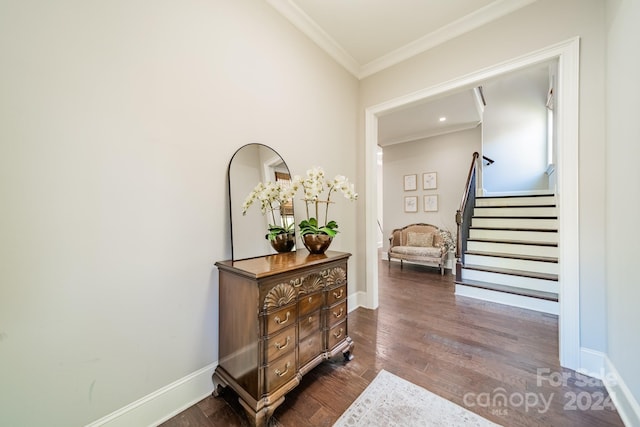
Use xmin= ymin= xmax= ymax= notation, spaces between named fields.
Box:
xmin=213 ymin=250 xmax=354 ymax=427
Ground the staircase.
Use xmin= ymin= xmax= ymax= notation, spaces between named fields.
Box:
xmin=455 ymin=194 xmax=559 ymax=314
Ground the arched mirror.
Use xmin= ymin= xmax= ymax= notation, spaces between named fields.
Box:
xmin=228 ymin=143 xmax=295 ymax=260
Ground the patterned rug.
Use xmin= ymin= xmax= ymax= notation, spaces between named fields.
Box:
xmin=332 ymin=370 xmax=502 ymax=427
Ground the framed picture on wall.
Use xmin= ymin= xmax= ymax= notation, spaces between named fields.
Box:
xmin=423 ymin=172 xmax=437 ymax=190
xmin=404 ymin=174 xmax=417 ymax=191
xmin=404 ymin=196 xmax=418 ymax=212
xmin=424 ymin=195 xmax=438 ymax=212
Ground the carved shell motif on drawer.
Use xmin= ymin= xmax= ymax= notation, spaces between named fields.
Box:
xmin=296 ymin=272 xmax=325 ymax=295
xmin=325 ymin=267 xmax=346 ymax=288
xmin=263 ymin=283 xmax=297 ymax=311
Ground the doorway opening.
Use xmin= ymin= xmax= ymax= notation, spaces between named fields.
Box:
xmin=363 ymin=38 xmax=580 ymax=370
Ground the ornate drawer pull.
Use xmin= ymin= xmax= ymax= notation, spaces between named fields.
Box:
xmin=308 ymin=316 xmax=314 ymax=324
xmin=333 ymin=289 xmax=344 ymax=299
xmin=333 ymin=308 xmax=344 ymax=318
xmin=308 ymin=296 xmax=313 ymax=303
xmin=275 ymin=336 xmax=291 ymax=350
xmin=333 ymin=328 xmax=344 ymax=339
xmin=274 ymin=312 xmax=290 ymax=325
xmin=275 ymin=362 xmax=291 ymax=377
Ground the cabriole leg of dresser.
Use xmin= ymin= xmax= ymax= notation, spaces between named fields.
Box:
xmin=238 ymin=395 xmax=285 ymax=427
xmin=211 ymin=370 xmax=229 ymax=397
xmin=342 ymin=336 xmax=354 ymax=361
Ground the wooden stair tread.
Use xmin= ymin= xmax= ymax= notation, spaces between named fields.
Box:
xmin=476 ymin=194 xmax=555 ymax=199
xmin=465 ymin=251 xmax=558 ymax=263
xmin=475 ymin=204 xmax=556 ymax=208
xmin=470 ymin=226 xmax=558 ymax=232
xmin=468 ymin=238 xmax=558 ymax=247
xmin=473 ymin=215 xmax=557 ymax=219
xmin=462 ymin=264 xmax=558 ymax=281
xmin=455 ymin=279 xmax=559 ymax=302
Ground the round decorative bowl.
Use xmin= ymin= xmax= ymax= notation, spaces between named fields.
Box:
xmin=302 ymin=234 xmax=333 ymax=254
xmin=270 ymin=233 xmax=295 ymax=253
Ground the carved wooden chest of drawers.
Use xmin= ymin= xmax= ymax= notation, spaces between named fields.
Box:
xmin=213 ymin=250 xmax=353 ymax=427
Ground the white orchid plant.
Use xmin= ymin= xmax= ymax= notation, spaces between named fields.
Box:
xmin=298 ymin=167 xmax=358 ymax=237
xmin=241 ymin=180 xmax=300 ymax=241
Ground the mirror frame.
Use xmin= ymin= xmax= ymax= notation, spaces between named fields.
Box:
xmin=227 ymin=143 xmax=295 ymax=261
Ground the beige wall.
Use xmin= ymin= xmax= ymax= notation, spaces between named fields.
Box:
xmin=0 ymin=0 xmax=358 ymax=425
xmin=381 ymin=127 xmax=481 ymax=250
xmin=358 ymin=0 xmax=607 ymax=352
xmin=606 ymin=0 xmax=640 ymax=410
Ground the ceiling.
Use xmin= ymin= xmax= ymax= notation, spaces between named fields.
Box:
xmin=267 ymin=0 xmax=538 ymax=79
xmin=266 ymin=0 xmax=542 ymax=147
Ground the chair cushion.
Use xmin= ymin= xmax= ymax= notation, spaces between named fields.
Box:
xmin=390 ymin=245 xmax=442 ymax=257
xmin=406 ymin=231 xmax=433 ymax=247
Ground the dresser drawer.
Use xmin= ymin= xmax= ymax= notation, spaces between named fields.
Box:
xmin=327 ymin=320 xmax=347 ymax=351
xmin=298 ymin=291 xmax=324 ymax=316
xmin=298 ymin=310 xmax=321 ymax=340
xmin=265 ymin=305 xmax=295 ymax=336
xmin=326 ymin=285 xmax=347 ymax=306
xmin=265 ymin=325 xmax=296 ymax=362
xmin=299 ymin=332 xmax=322 ymax=367
xmin=327 ymin=301 xmax=347 ymax=327
xmin=264 ymin=353 xmax=296 ymax=393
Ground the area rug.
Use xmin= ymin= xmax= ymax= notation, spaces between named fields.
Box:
xmin=332 ymin=370 xmax=502 ymax=427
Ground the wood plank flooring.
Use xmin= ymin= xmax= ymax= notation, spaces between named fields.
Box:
xmin=160 ymin=260 xmax=624 ymax=427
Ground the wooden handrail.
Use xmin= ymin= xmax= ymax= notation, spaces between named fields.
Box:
xmin=455 ymin=152 xmax=480 ymax=280
xmin=458 ymin=152 xmax=479 ymax=214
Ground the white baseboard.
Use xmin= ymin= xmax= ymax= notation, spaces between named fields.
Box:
xmin=85 ymin=363 xmax=216 ymax=427
xmin=348 ymin=291 xmax=367 ymax=311
xmin=604 ymin=356 xmax=640 ymax=427
xmin=579 ymin=347 xmax=606 ymax=380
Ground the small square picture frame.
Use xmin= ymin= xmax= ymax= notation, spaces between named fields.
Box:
xmin=424 ymin=195 xmax=438 ymax=212
xmin=403 ymin=174 xmax=417 ymax=191
xmin=404 ymin=196 xmax=418 ymax=212
xmin=423 ymin=172 xmax=437 ymax=190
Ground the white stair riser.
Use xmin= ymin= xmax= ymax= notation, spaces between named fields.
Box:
xmin=467 ymin=241 xmax=558 ymax=258
xmin=472 ymin=217 xmax=557 ymax=229
xmin=455 ymin=285 xmax=559 ymax=315
xmin=475 ymin=196 xmax=556 ymax=207
xmin=464 ymin=254 xmax=558 ymax=275
xmin=469 ymin=228 xmax=558 ymax=243
xmin=461 ymin=268 xmax=558 ymax=293
xmin=473 ymin=206 xmax=557 ymax=217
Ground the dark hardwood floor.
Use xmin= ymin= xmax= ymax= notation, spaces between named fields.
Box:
xmin=160 ymin=259 xmax=624 ymax=427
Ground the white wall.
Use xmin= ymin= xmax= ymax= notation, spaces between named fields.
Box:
xmin=482 ymin=64 xmax=550 ymax=194
xmin=359 ymin=0 xmax=607 ymax=355
xmin=606 ymin=0 xmax=640 ymax=415
xmin=0 ymin=0 xmax=358 ymax=425
xmin=382 ymin=127 xmax=481 ymax=250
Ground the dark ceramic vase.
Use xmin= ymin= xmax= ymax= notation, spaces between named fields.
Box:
xmin=270 ymin=232 xmax=295 ymax=253
xmin=302 ymin=234 xmax=333 ymax=254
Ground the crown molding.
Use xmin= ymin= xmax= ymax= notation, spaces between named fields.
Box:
xmin=359 ymin=0 xmax=539 ymax=78
xmin=266 ymin=0 xmax=360 ymax=77
xmin=268 ymin=0 xmax=539 ymax=79
xmin=379 ymin=121 xmax=481 ymax=147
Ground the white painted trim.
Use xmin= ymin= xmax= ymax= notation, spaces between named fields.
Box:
xmin=265 ymin=0 xmax=360 ymax=76
xmin=268 ymin=0 xmax=538 ymax=79
xmin=365 ymin=37 xmax=581 ymax=370
xmin=85 ymin=363 xmax=216 ymax=427
xmin=604 ymin=356 xmax=640 ymax=427
xmin=347 ymin=291 xmax=366 ymax=312
xmin=579 ymin=347 xmax=605 ymax=380
xmin=360 ymin=0 xmax=539 ymax=78
xmin=455 ymin=284 xmax=559 ymax=315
